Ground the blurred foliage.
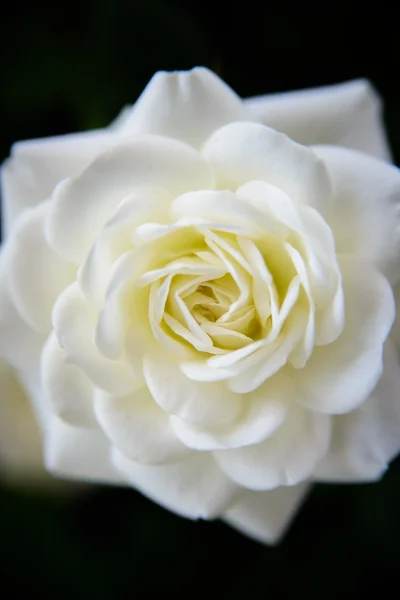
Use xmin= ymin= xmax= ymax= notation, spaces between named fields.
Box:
xmin=1 ymin=1 xmax=400 ymax=597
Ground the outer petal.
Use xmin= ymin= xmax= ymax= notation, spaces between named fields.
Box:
xmin=202 ymin=122 xmax=332 ymax=215
xmin=0 ymin=361 xmax=45 ymax=481
xmin=41 ymin=332 xmax=96 ymax=428
xmin=315 ymin=340 xmax=400 ymax=482
xmin=296 ymin=256 xmax=395 ymax=414
xmin=245 ymin=79 xmax=391 ymax=161
xmin=214 ymin=405 xmax=330 ymax=490
xmin=1 ymin=130 xmax=116 ymax=236
xmin=223 ymin=482 xmax=310 ymax=544
xmin=118 ymin=67 xmax=251 ymax=148
xmin=0 ymin=252 xmax=45 ymax=376
xmin=313 ymin=145 xmax=400 ymax=283
xmin=170 ymin=374 xmax=291 ymax=451
xmin=143 ymin=354 xmax=243 ymax=426
xmin=6 ymin=202 xmax=76 ymax=333
xmin=112 ymin=449 xmax=236 ymax=519
xmin=46 ymin=135 xmax=213 ymax=264
xmin=44 ymin=415 xmax=122 ymax=485
xmin=52 ymin=282 xmax=136 ymax=396
xmin=94 ymin=387 xmax=189 ymax=465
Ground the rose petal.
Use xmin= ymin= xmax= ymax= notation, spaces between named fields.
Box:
xmin=171 ymin=189 xmax=282 ymax=236
xmin=112 ymin=449 xmax=236 ymax=519
xmin=245 ymin=79 xmax=391 ymax=161
xmin=314 ymin=281 xmax=344 ymax=347
xmin=0 ymin=253 xmax=45 ymax=376
xmin=94 ymin=386 xmax=189 ymax=465
xmin=6 ymin=202 xmax=76 ymax=332
xmin=299 ymin=206 xmax=344 ymax=345
xmin=202 ymin=122 xmax=332 ymax=215
xmin=78 ymin=190 xmax=170 ymax=306
xmin=118 ymin=67 xmax=251 ymax=147
xmin=170 ymin=374 xmax=291 ymax=451
xmin=41 ymin=332 xmax=96 ymax=428
xmin=52 ymin=282 xmax=136 ymax=395
xmin=313 ymin=145 xmax=400 ymax=283
xmin=1 ymin=130 xmax=116 ymax=236
xmin=236 ymin=180 xmax=304 ymax=232
xmin=315 ymin=340 xmax=400 ymax=482
xmin=143 ymin=354 xmax=243 ymax=426
xmin=93 ymin=247 xmax=157 ymax=360
xmin=214 ymin=404 xmax=331 ymax=490
xmin=45 ymin=415 xmax=123 ymax=484
xmin=296 ymin=255 xmax=395 ymax=414
xmin=284 ymin=243 xmax=315 ymax=368
xmin=46 ymin=135 xmax=214 ymax=263
xmin=223 ymin=482 xmax=310 ymax=544
xmin=227 ymin=318 xmax=304 ymax=393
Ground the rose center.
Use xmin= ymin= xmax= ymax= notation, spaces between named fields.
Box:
xmin=137 ymin=226 xmax=310 ymax=358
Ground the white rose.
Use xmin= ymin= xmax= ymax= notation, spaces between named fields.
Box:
xmin=1 ymin=68 xmax=400 ymax=544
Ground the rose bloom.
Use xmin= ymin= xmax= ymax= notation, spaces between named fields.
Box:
xmin=1 ymin=68 xmax=400 ymax=543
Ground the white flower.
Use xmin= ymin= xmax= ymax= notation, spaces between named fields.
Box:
xmin=1 ymin=67 xmax=400 ymax=544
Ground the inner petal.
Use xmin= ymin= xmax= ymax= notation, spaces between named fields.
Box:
xmin=205 ymin=236 xmax=253 ymax=322
xmin=200 ymin=322 xmax=254 ymax=351
xmin=131 ymin=215 xmax=320 ymax=366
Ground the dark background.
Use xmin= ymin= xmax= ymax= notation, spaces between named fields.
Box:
xmin=1 ymin=1 xmax=400 ymax=597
